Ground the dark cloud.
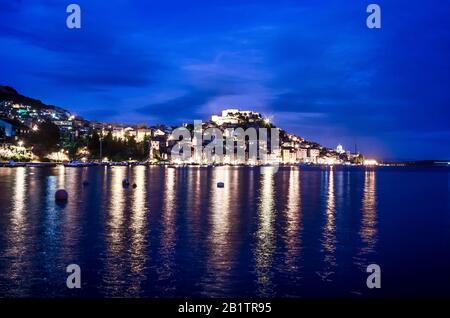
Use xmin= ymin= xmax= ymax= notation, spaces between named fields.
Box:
xmin=32 ymin=53 xmax=162 ymax=90
xmin=0 ymin=0 xmax=165 ymax=91
xmin=136 ymin=87 xmax=231 ymax=124
xmin=81 ymin=107 xmax=121 ymax=121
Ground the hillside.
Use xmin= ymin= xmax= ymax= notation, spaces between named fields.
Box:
xmin=0 ymin=85 xmax=57 ymax=110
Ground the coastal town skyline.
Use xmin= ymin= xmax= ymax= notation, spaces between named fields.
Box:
xmin=0 ymin=83 xmax=449 ymax=163
xmin=0 ymin=85 xmax=365 ymax=165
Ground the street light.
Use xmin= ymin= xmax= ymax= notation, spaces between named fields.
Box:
xmin=18 ymin=140 xmax=23 ymax=147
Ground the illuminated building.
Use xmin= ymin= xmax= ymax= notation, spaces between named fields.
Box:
xmin=0 ymin=117 xmax=30 ymax=138
xmin=297 ymin=147 xmax=308 ymax=162
xmin=336 ymin=144 xmax=345 ymax=154
xmin=211 ymin=109 xmax=262 ymax=125
xmin=282 ymin=148 xmax=297 ymax=164
xmin=308 ymin=148 xmax=320 ymax=164
xmin=363 ymin=159 xmax=379 ymax=166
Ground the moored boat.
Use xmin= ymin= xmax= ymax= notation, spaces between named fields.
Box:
xmin=3 ymin=160 xmax=27 ymax=168
xmin=64 ymin=160 xmax=97 ymax=167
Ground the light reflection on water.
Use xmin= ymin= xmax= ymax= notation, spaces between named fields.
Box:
xmin=255 ymin=168 xmax=276 ymax=296
xmin=360 ymin=170 xmax=377 ymax=255
xmin=283 ymin=167 xmax=302 ymax=278
xmin=186 ymin=167 xmax=201 ymax=241
xmin=129 ymin=165 xmax=148 ymax=294
xmin=203 ymin=166 xmax=234 ymax=296
xmin=157 ymin=167 xmax=177 ymax=293
xmin=1 ymin=165 xmax=449 ymax=297
xmin=5 ymin=167 xmax=27 ymax=292
xmin=318 ymin=167 xmax=337 ymax=282
xmin=104 ymin=166 xmax=127 ymax=295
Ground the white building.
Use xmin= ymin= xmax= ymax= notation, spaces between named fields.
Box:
xmin=149 ymin=140 xmax=161 ymax=160
xmin=308 ymin=148 xmax=320 ymax=164
xmin=111 ymin=126 xmax=152 ymax=142
xmin=336 ymin=144 xmax=345 ymax=154
xmin=211 ymin=109 xmax=262 ymax=125
xmin=153 ymin=128 xmax=167 ymax=137
xmin=317 ymin=155 xmax=342 ymax=165
xmin=297 ymin=147 xmax=308 ymax=162
xmin=282 ymin=148 xmax=297 ymax=164
xmin=135 ymin=127 xmax=152 ymax=142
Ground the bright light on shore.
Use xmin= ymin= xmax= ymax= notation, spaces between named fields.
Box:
xmin=364 ymin=159 xmax=378 ymax=166
xmin=18 ymin=140 xmax=23 ymax=147
xmin=46 ymin=150 xmax=69 ymax=162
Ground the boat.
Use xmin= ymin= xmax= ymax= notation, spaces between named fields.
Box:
xmin=64 ymin=160 xmax=96 ymax=167
xmin=3 ymin=160 xmax=26 ymax=167
xmin=26 ymin=162 xmax=57 ymax=167
xmin=109 ymin=162 xmax=128 ymax=166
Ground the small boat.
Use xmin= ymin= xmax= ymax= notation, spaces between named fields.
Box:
xmin=64 ymin=160 xmax=95 ymax=167
xmin=26 ymin=162 xmax=57 ymax=167
xmin=110 ymin=162 xmax=128 ymax=166
xmin=4 ymin=160 xmax=26 ymax=168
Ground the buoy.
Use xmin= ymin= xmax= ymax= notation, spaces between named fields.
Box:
xmin=55 ymin=189 xmax=68 ymax=202
xmin=217 ymin=182 xmax=224 ymax=188
xmin=132 ymin=183 xmax=137 ymax=188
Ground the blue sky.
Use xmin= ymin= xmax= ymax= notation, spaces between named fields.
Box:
xmin=1 ymin=0 xmax=449 ymax=160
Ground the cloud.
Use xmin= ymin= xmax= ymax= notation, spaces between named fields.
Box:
xmin=0 ymin=1 xmax=166 ymax=91
xmin=32 ymin=53 xmax=162 ymax=90
xmin=135 ymin=87 xmax=229 ymax=124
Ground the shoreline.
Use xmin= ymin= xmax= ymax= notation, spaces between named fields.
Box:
xmin=1 ymin=161 xmax=448 ymax=168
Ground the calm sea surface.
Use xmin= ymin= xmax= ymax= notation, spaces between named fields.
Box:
xmin=0 ymin=165 xmax=449 ymax=298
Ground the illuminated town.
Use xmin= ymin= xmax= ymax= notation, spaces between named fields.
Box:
xmin=0 ymin=85 xmax=368 ymax=166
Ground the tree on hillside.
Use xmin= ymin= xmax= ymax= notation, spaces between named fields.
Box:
xmin=87 ymin=131 xmax=101 ymax=159
xmin=26 ymin=120 xmax=61 ymax=157
xmin=62 ymin=136 xmax=84 ymax=160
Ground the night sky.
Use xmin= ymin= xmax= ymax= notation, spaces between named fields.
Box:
xmin=1 ymin=0 xmax=449 ymax=160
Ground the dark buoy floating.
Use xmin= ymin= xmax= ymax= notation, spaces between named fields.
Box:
xmin=55 ymin=189 xmax=68 ymax=203
xmin=132 ymin=183 xmax=137 ymax=189
xmin=122 ymin=178 xmax=130 ymax=187
xmin=217 ymin=182 xmax=224 ymax=188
